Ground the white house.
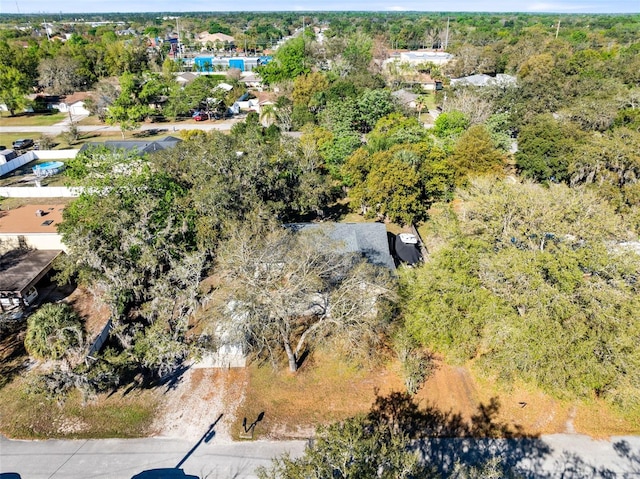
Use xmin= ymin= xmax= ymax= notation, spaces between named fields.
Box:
xmin=399 ymin=51 xmax=454 ymax=66
xmin=52 ymin=92 xmax=92 ymax=116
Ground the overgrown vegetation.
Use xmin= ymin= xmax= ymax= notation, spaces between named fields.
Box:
xmin=401 ymin=180 xmax=640 ymax=414
xmin=2 ymin=9 xmax=640 ymax=445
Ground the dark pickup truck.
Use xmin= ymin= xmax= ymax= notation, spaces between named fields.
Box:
xmin=12 ymin=138 xmax=34 ymax=150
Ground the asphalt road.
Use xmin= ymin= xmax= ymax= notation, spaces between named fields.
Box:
xmin=2 ymin=434 xmax=640 ymax=479
xmin=0 ymin=120 xmax=238 ymax=136
xmin=0 ymin=436 xmax=306 ymax=479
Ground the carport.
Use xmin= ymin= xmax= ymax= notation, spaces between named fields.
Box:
xmin=0 ymin=249 xmax=62 ymax=311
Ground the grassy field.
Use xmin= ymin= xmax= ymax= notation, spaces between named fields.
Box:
xmin=0 ymin=378 xmax=159 ymax=439
xmin=0 ymin=112 xmax=66 ymax=127
xmin=0 ymin=132 xmax=45 ymax=149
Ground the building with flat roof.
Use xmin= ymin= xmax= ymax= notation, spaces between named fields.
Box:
xmin=399 ymin=51 xmax=453 ymax=66
xmin=0 ymin=204 xmax=66 ymax=253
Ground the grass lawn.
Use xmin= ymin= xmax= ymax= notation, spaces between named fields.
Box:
xmin=0 ymin=132 xmax=45 ymax=149
xmin=0 ymin=130 xmax=176 ymax=152
xmin=0 ymin=319 xmax=158 ymax=439
xmin=236 ymin=348 xmax=640 ymax=441
xmin=233 ymin=351 xmax=405 ymax=440
xmin=0 ymin=378 xmax=159 ymax=439
xmin=0 ymin=112 xmax=66 ymax=127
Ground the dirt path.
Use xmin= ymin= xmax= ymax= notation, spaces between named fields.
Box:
xmin=151 ymin=367 xmax=248 ymax=443
xmin=419 ymin=363 xmax=480 ymax=421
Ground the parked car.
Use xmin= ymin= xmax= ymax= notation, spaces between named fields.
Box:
xmin=193 ymin=113 xmax=207 ymax=121
xmin=12 ymin=138 xmax=34 ymax=150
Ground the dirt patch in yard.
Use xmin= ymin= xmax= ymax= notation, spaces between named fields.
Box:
xmin=151 ymin=367 xmax=248 ymax=443
xmin=413 ymin=360 xmax=639 ymax=437
xmin=64 ymin=286 xmax=111 ymax=340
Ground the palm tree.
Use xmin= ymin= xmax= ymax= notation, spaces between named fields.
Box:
xmin=415 ymin=95 xmax=430 ymax=124
xmin=259 ymin=103 xmax=277 ymax=127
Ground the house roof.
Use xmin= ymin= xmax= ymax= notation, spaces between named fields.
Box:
xmin=392 ymin=89 xmax=419 ymax=105
xmin=399 ymin=51 xmax=454 ymax=63
xmin=239 ymin=73 xmax=261 ymax=83
xmin=285 ymin=222 xmax=396 ymax=271
xmin=176 ymin=72 xmax=198 ymax=83
xmin=0 ymin=204 xmax=65 ymax=235
xmin=195 ymin=32 xmax=235 ymax=44
xmin=78 ymin=137 xmax=182 ymax=155
xmin=0 ymin=249 xmax=63 ymax=294
xmin=450 ymin=73 xmax=517 ymax=87
xmin=61 ymin=91 xmax=93 ymax=105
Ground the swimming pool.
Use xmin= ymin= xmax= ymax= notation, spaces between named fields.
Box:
xmin=33 ymin=161 xmax=65 ymax=177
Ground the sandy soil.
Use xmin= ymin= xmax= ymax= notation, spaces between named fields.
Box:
xmin=151 ymin=367 xmax=248 ymax=443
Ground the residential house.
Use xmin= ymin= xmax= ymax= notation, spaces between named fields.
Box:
xmin=239 ymin=72 xmax=263 ymax=89
xmin=0 ymin=204 xmax=67 ymax=252
xmin=450 ymin=73 xmax=517 ymax=88
xmin=175 ymin=72 xmax=198 ymax=87
xmin=284 ymin=222 xmax=396 ymax=271
xmin=52 ymin=92 xmax=92 ymax=116
xmin=392 ymin=89 xmax=419 ymax=109
xmin=199 ymin=222 xmax=396 ymax=368
xmin=79 ymin=136 xmax=182 ymax=156
xmin=195 ymin=31 xmax=235 ymax=49
xmin=115 ymin=27 xmax=137 ymax=36
xmin=399 ymin=50 xmax=453 ymax=66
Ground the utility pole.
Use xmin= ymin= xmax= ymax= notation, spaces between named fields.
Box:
xmin=43 ymin=19 xmax=51 ymax=41
xmin=444 ymin=17 xmax=450 ymax=51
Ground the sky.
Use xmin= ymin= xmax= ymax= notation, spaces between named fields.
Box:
xmin=2 ymin=0 xmax=639 ymax=14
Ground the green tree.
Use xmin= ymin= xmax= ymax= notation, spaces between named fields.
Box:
xmin=106 ymin=73 xmax=152 ymax=138
xmin=258 ymin=36 xmax=310 ymax=84
xmin=357 ymin=89 xmax=396 ymax=133
xmin=292 ymin=71 xmax=328 ymax=111
xmin=449 ymin=124 xmax=505 ymax=185
xmin=24 ymin=303 xmax=84 ymax=361
xmin=431 ymin=110 xmax=470 ymax=152
xmin=0 ymin=65 xmax=29 ymax=116
xmin=258 ymin=414 xmax=421 ymax=479
xmin=516 ymin=114 xmax=584 ymax=183
xmin=402 ymin=179 xmax=640 ymax=406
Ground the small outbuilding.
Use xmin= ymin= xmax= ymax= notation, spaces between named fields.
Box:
xmin=0 ymin=248 xmax=62 ymax=311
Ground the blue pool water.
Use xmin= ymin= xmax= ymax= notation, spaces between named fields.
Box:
xmin=33 ymin=161 xmax=65 ymax=177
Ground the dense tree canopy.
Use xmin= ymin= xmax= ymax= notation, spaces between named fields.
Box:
xmin=401 ymin=179 xmax=640 ymax=410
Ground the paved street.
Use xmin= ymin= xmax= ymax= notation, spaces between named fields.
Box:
xmin=0 ymin=436 xmax=306 ymax=479
xmin=0 ymin=120 xmax=239 ymax=137
xmin=2 ymin=434 xmax=639 ymax=478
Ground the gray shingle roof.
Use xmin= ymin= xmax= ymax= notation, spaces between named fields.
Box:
xmin=286 ymin=222 xmax=395 ymax=271
xmin=79 ymin=137 xmax=182 ymax=155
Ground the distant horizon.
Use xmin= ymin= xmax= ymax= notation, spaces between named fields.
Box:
xmin=2 ymin=0 xmax=639 ymax=15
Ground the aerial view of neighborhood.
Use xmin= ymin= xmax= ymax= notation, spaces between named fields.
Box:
xmin=1 ymin=3 xmax=639 ymax=478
